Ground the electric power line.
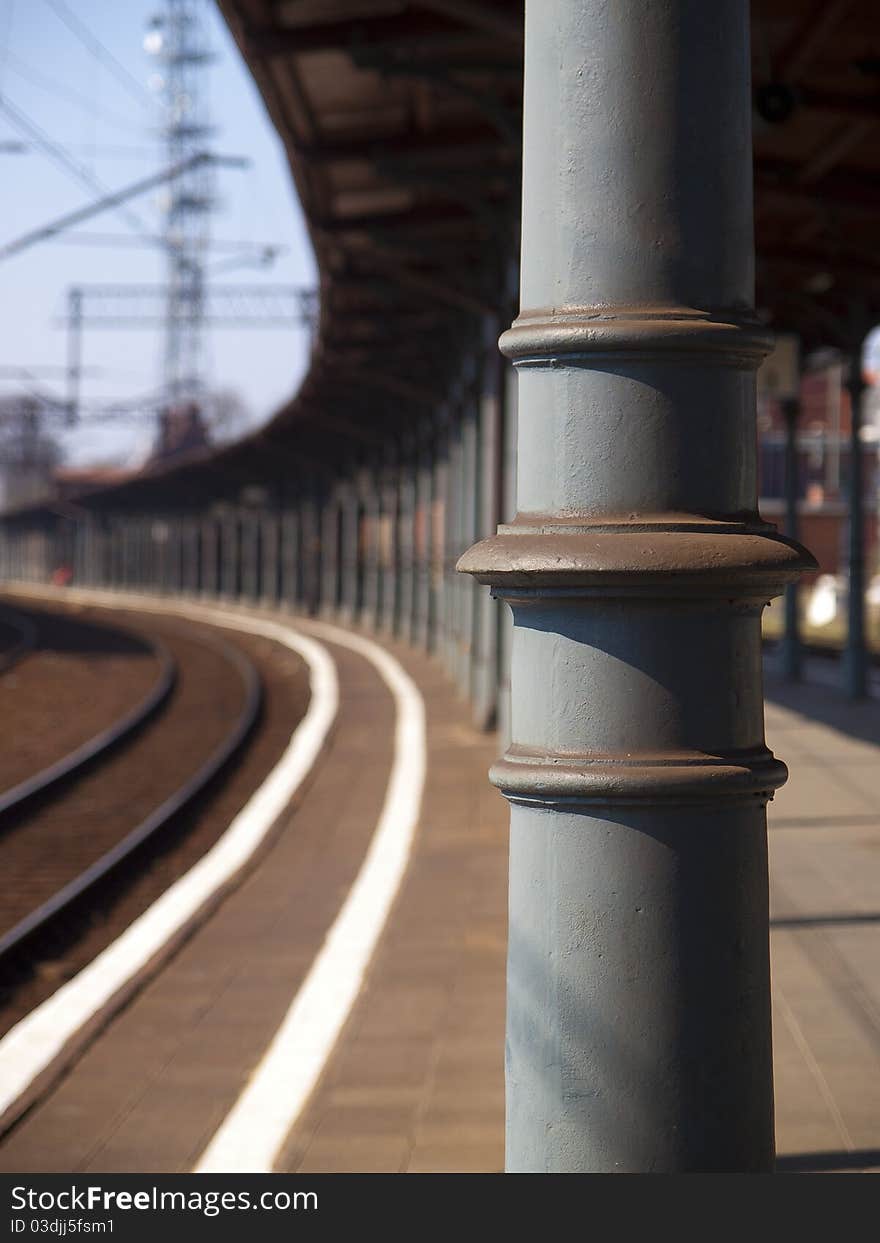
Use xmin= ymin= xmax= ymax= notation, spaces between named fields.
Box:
xmin=5 ymin=52 xmax=153 ymax=138
xmin=0 ymin=151 xmax=245 ymax=264
xmin=0 ymin=0 xmax=16 ymax=96
xmin=40 ymin=0 xmax=159 ymax=115
xmin=13 ymin=143 xmax=162 ymax=159
xmin=0 ymin=94 xmax=156 ymax=247
xmin=50 ymin=231 xmax=288 ymax=255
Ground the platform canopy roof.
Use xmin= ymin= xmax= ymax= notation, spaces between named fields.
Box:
xmin=11 ymin=0 xmax=880 ymax=516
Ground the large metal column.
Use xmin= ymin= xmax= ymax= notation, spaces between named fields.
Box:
xmin=443 ymin=400 xmax=463 ymax=676
xmin=320 ymin=484 xmax=341 ymax=617
xmin=380 ymin=447 xmax=400 ymax=634
xmin=130 ymin=520 xmax=143 ymax=589
xmin=460 ymin=0 xmax=812 ymax=1172
xmin=415 ymin=419 xmax=436 ymax=649
xmin=457 ymin=377 xmax=479 ymax=697
xmin=119 ymin=522 xmax=132 ymax=589
xmin=221 ymin=513 xmax=240 ymax=600
xmin=280 ymin=506 xmax=300 ymax=610
xmin=340 ymin=473 xmax=362 ymax=623
xmin=497 ymin=356 xmax=518 ymax=748
xmin=398 ymin=438 xmax=418 ymax=642
xmin=83 ymin=517 xmax=96 ymax=586
xmin=301 ymin=490 xmax=321 ymax=616
xmin=145 ymin=519 xmax=157 ymax=589
xmin=430 ymin=418 xmax=449 ymax=655
xmin=362 ymin=463 xmax=382 ymax=629
xmin=261 ymin=510 xmax=280 ymax=607
xmin=472 ymin=321 xmax=503 ymax=729
xmin=182 ymin=519 xmax=201 ymax=596
xmin=843 ymin=350 xmax=867 ymax=699
xmin=108 ymin=519 xmax=121 ymax=587
xmin=168 ymin=518 xmax=183 ymax=594
xmin=237 ymin=511 xmax=256 ymax=602
xmin=782 ymin=398 xmax=802 ymax=679
xmin=201 ymin=517 xmax=219 ymax=598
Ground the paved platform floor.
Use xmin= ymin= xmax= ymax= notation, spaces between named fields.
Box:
xmin=764 ymin=661 xmax=880 ymax=1173
xmin=0 ymin=614 xmax=877 ymax=1173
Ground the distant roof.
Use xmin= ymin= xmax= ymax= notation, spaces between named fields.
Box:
xmin=53 ymin=467 xmax=137 ymax=484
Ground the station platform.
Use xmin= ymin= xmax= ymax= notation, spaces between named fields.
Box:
xmin=763 ymin=657 xmax=880 ymax=1173
xmin=0 ymin=606 xmax=877 ymax=1174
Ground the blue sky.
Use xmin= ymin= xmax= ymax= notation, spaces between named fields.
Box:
xmin=0 ymin=0 xmax=316 ymax=466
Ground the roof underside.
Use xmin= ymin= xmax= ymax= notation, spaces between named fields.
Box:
xmin=13 ymin=0 xmax=880 ymax=516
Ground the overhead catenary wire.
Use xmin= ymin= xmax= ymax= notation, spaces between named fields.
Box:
xmin=0 ymin=94 xmax=155 ymax=244
xmin=4 ymin=52 xmax=153 ymax=139
xmin=0 ymin=0 xmax=16 ymax=95
xmin=48 ymin=231 xmax=288 ymax=253
xmin=0 ymin=150 xmax=247 ymax=265
xmin=39 ymin=0 xmax=159 ymax=116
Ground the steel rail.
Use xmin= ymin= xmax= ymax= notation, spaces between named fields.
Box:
xmin=0 ymin=626 xmax=261 ymax=964
xmin=0 ymin=628 xmax=177 ymax=821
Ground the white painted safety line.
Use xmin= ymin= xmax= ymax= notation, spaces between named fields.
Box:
xmin=194 ymin=617 xmax=427 ymax=1174
xmin=0 ymin=587 xmax=339 ymax=1130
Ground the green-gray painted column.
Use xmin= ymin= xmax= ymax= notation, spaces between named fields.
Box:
xmin=117 ymin=519 xmax=128 ymax=588
xmin=443 ymin=403 xmax=462 ymax=676
xmin=261 ymin=510 xmax=281 ymax=606
xmin=239 ymin=510 xmax=259 ymax=603
xmin=201 ymin=517 xmax=220 ymax=598
xmin=380 ymin=448 xmax=400 ymax=635
xmin=129 ymin=520 xmax=142 ymax=589
xmin=340 ymin=473 xmax=361 ymax=623
xmin=782 ymin=397 xmax=802 ymax=679
xmin=221 ymin=513 xmax=240 ymax=600
xmin=458 ymin=380 xmax=479 ymax=698
xmin=473 ymin=322 xmax=503 ymax=729
xmin=168 ymin=518 xmax=183 ymax=594
xmin=107 ymin=519 xmax=121 ymax=587
xmin=82 ymin=517 xmax=95 ymax=586
xmin=362 ymin=463 xmax=382 ymax=629
xmin=398 ymin=440 xmax=417 ymax=642
xmin=182 ymin=518 xmax=200 ymax=596
xmin=843 ymin=352 xmax=867 ymax=699
xmin=119 ymin=522 xmax=132 ymax=589
xmin=497 ymin=355 xmax=518 ymax=749
xmin=320 ymin=484 xmax=340 ymax=617
xmin=430 ymin=417 xmax=449 ymax=655
xmin=415 ymin=419 xmax=436 ymax=650
xmin=459 ymin=0 xmax=813 ymax=1172
xmin=280 ymin=506 xmax=300 ymax=611
xmin=302 ymin=491 xmax=321 ymax=616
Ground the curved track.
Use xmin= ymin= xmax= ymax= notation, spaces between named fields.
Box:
xmin=0 ymin=593 xmax=326 ymax=1139
xmin=0 ymin=605 xmax=262 ymax=985
xmin=0 ymin=627 xmax=260 ymax=966
xmin=0 ymin=629 xmax=176 ymax=821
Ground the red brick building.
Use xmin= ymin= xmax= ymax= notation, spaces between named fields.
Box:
xmin=758 ymin=361 xmax=879 ymax=581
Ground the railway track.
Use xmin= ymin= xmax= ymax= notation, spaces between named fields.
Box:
xmin=0 ymin=603 xmax=263 ymax=1005
xmin=0 ymin=628 xmax=176 ymax=820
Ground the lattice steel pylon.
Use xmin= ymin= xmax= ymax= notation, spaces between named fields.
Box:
xmin=146 ymin=0 xmax=214 ymax=404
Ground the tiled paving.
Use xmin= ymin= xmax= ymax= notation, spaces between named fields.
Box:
xmin=276 ymin=636 xmax=506 ymax=1174
xmin=764 ymin=663 xmax=880 ymax=1173
xmin=0 ymin=615 xmax=877 ymax=1173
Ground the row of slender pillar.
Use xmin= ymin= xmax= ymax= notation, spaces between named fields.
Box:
xmin=0 ymin=326 xmax=516 ymax=735
xmin=780 ymin=354 xmax=871 ymax=698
